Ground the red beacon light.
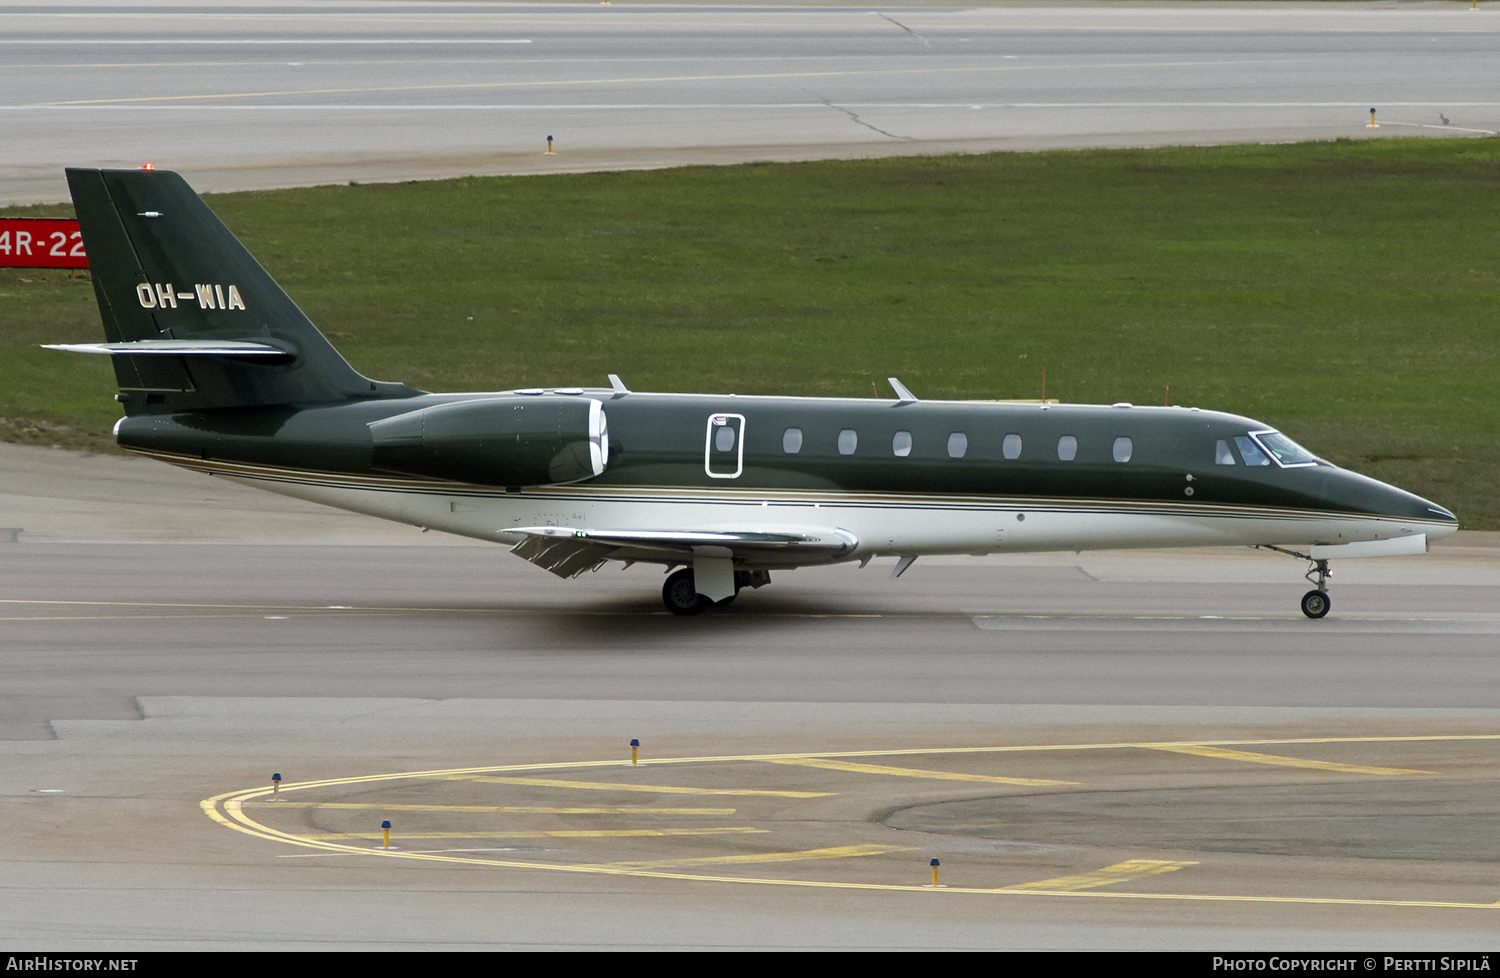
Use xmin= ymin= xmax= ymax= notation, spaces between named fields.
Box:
xmin=141 ymin=162 xmax=154 ymax=170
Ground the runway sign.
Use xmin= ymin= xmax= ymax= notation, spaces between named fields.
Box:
xmin=0 ymin=218 xmax=87 ymax=268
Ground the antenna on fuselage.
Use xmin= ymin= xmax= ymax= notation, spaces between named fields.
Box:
xmin=887 ymin=377 xmax=918 ymax=405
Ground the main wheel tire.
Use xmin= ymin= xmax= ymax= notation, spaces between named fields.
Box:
xmin=663 ymin=569 xmax=712 ymax=616
xmin=1300 ymin=589 xmax=1331 ymax=619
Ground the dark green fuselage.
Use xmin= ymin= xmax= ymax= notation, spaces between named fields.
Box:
xmin=116 ymin=390 xmax=1451 ymax=528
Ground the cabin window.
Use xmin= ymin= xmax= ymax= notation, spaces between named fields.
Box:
xmin=1215 ymin=440 xmax=1236 ymax=465
xmin=1002 ymin=433 xmax=1022 ymax=460
xmin=892 ymin=431 xmax=912 ymax=457
xmin=1057 ymin=435 xmax=1078 ymax=461
xmin=838 ymin=429 xmax=858 ymax=455
xmin=1112 ymin=437 xmax=1132 ymax=463
xmin=715 ymin=425 xmax=736 ymax=453
xmin=783 ymin=428 xmax=803 ymax=454
xmin=1235 ymin=435 xmax=1271 ymax=466
xmin=947 ymin=432 xmax=967 ymax=459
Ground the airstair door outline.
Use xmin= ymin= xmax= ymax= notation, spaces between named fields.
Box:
xmin=705 ymin=413 xmax=745 ymax=479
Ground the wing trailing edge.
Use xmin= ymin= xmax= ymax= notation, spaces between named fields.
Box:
xmin=509 ymin=525 xmax=858 ymax=578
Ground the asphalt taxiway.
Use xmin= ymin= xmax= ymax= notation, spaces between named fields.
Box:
xmin=1 ymin=442 xmax=1498 ymax=948
xmin=5 ymin=1 xmax=1500 ymax=204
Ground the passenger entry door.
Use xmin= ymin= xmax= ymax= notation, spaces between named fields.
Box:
xmin=705 ymin=413 xmax=745 ymax=479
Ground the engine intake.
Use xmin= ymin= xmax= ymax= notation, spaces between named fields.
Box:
xmin=368 ymin=396 xmax=608 ymax=486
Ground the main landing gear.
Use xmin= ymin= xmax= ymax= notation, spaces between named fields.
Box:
xmin=1256 ymin=546 xmax=1331 ymax=619
xmin=662 ymin=568 xmax=713 ymax=616
xmin=661 ymin=568 xmax=771 ymax=616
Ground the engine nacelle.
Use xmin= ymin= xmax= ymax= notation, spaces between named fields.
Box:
xmin=368 ymin=396 xmax=608 ymax=486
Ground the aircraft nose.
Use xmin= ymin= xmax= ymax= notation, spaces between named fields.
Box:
xmin=1423 ymin=500 xmax=1458 ymax=523
xmin=1323 ymin=466 xmax=1457 ymax=530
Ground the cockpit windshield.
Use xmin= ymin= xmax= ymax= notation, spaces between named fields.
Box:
xmin=1251 ymin=431 xmax=1320 ymax=467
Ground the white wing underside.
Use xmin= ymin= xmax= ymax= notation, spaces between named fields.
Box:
xmin=509 ymin=525 xmax=858 ymax=578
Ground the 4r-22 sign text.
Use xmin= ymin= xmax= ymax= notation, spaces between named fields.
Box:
xmin=0 ymin=219 xmax=87 ymax=269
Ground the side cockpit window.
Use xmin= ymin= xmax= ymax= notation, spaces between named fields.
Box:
xmin=1235 ymin=435 xmax=1271 ymax=466
xmin=1215 ymin=440 xmax=1236 ymax=465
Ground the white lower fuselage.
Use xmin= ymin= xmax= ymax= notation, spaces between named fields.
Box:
xmin=217 ymin=467 xmax=1455 ymax=567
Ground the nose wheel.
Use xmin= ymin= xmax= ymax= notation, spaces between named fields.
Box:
xmin=1300 ymin=589 xmax=1331 ymax=619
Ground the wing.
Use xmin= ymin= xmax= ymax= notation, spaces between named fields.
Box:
xmin=508 ymin=525 xmax=859 ymax=578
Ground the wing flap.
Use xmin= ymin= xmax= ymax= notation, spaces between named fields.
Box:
xmin=510 ymin=534 xmax=615 ymax=578
xmin=508 ymin=525 xmax=857 ymax=578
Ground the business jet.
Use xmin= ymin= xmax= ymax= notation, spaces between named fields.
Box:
xmin=46 ymin=168 xmax=1457 ymax=617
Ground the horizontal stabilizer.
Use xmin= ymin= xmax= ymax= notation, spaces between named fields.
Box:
xmin=1309 ymin=534 xmax=1427 ymax=559
xmin=509 ymin=525 xmax=857 ymax=578
xmin=42 ymin=339 xmax=293 ymax=362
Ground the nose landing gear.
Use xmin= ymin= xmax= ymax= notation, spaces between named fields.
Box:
xmin=1300 ymin=557 xmax=1332 ymax=619
xmin=1256 ymin=546 xmax=1332 ymax=619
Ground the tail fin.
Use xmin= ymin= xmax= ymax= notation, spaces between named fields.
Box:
xmin=60 ymin=167 xmax=418 ymax=414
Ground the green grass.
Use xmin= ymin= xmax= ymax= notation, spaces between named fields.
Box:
xmin=4 ymin=137 xmax=1498 ymax=525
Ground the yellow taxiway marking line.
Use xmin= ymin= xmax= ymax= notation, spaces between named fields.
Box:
xmin=38 ymin=58 xmax=1315 ymax=106
xmin=297 ymin=827 xmax=767 ymax=840
xmin=1143 ymin=744 xmax=1434 ymax=776
xmin=244 ymin=802 xmax=735 ymax=815
xmin=578 ymin=844 xmax=913 ymax=872
xmin=201 ymin=733 xmax=1494 ymax=796
xmin=443 ymin=775 xmax=832 ymax=798
xmin=1004 ymin=860 xmax=1198 ymax=892
xmin=0 ymin=616 xmax=393 ymax=623
xmin=3 ymin=54 xmax=1049 ymax=72
xmin=762 ymin=756 xmax=1075 ymax=786
xmin=202 ymin=787 xmax=1500 ymax=911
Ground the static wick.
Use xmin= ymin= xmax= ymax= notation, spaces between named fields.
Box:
xmin=1164 ymin=384 xmax=1170 ymax=407
xmin=630 ymin=738 xmax=640 ymax=766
